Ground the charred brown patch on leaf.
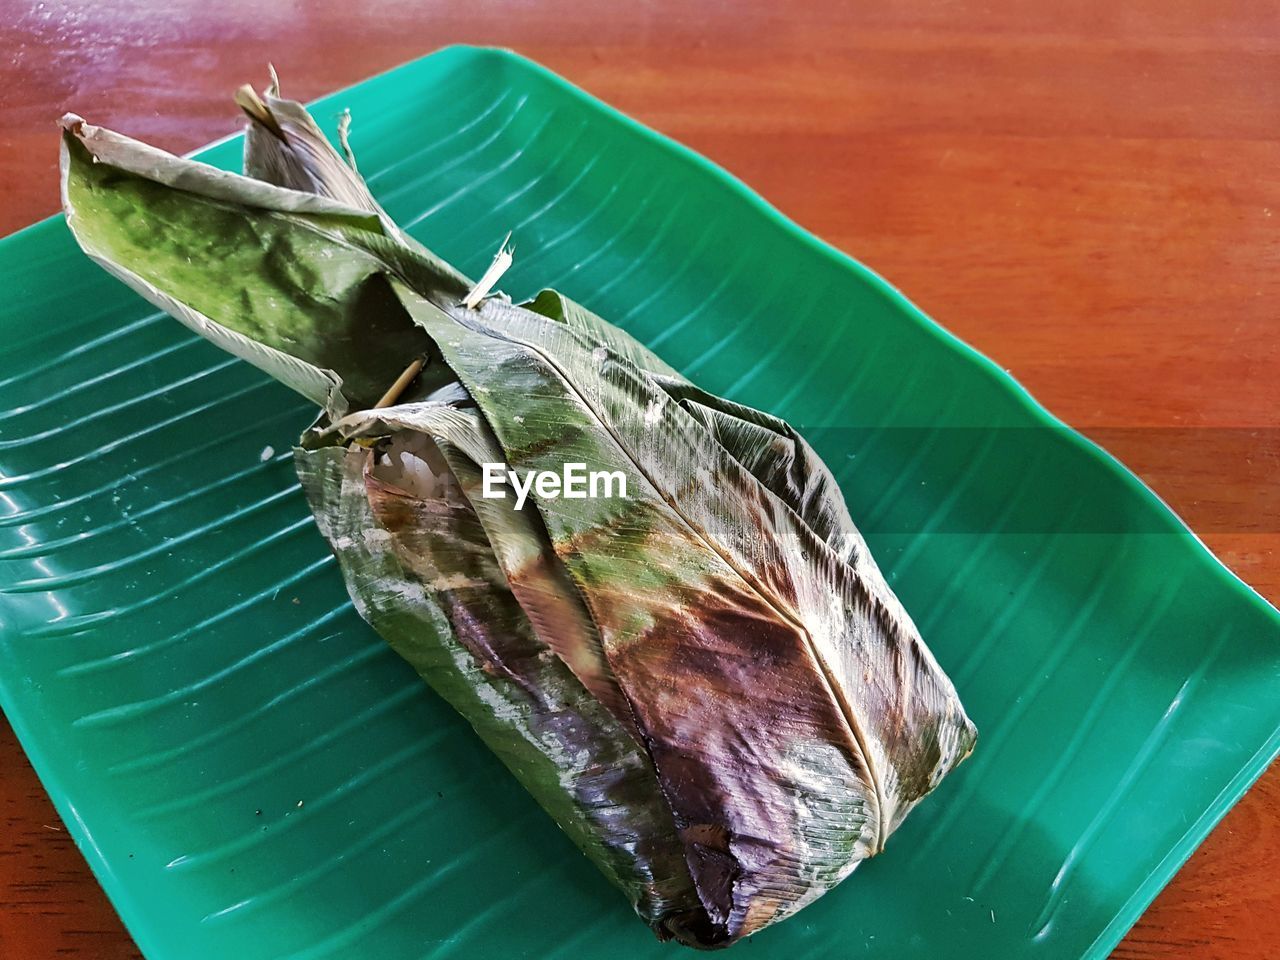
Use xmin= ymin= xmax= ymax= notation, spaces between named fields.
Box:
xmin=604 ymin=568 xmax=878 ymax=942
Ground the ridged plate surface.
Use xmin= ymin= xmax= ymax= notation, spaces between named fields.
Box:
xmin=1 ymin=46 xmax=1278 ymax=960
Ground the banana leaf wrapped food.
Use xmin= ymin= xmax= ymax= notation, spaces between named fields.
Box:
xmin=58 ymin=77 xmax=977 ymax=949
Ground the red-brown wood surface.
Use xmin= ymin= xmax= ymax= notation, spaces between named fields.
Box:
xmin=1 ymin=2 xmax=1276 ymax=957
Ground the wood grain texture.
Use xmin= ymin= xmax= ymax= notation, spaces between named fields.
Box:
xmin=0 ymin=1 xmax=1276 ymax=957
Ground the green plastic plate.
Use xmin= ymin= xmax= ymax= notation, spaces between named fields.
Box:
xmin=2 ymin=45 xmax=1278 ymax=960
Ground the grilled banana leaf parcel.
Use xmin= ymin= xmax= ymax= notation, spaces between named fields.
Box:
xmin=58 ymin=78 xmax=977 ymax=949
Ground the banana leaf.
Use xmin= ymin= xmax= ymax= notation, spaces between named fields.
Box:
xmin=58 ymin=79 xmax=976 ymax=949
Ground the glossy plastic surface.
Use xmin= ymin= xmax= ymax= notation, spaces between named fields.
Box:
xmin=1 ymin=45 xmax=1277 ymax=960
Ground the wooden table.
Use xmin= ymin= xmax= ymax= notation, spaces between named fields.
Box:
xmin=1 ymin=1 xmax=1276 ymax=956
